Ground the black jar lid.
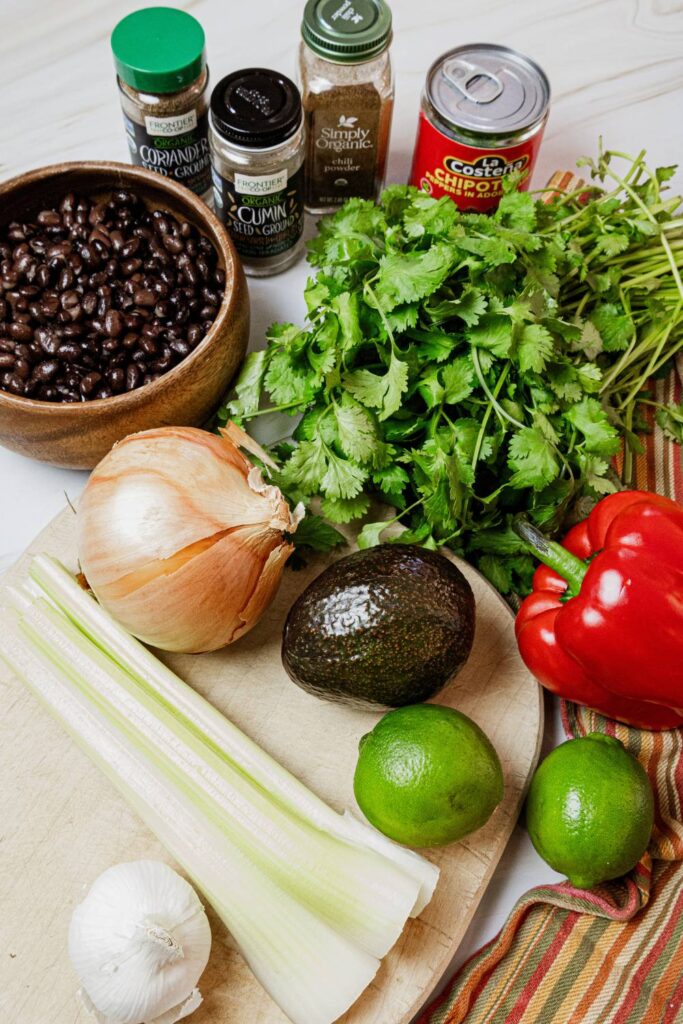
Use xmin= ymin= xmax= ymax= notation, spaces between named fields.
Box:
xmin=210 ymin=69 xmax=302 ymax=148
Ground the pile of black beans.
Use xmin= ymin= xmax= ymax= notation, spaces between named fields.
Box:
xmin=0 ymin=190 xmax=225 ymax=402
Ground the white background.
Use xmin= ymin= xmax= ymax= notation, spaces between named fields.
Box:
xmin=1 ymin=0 xmax=681 ymax=1007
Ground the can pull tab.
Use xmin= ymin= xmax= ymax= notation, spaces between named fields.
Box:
xmin=443 ymin=58 xmax=503 ymax=104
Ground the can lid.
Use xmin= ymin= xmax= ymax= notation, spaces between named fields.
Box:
xmin=111 ymin=7 xmax=206 ymax=94
xmin=302 ymin=0 xmax=392 ymax=64
xmin=426 ymin=44 xmax=550 ymax=136
xmin=210 ymin=69 xmax=302 ymax=148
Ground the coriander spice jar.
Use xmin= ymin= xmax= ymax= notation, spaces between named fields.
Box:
xmin=299 ymin=0 xmax=394 ymax=213
xmin=209 ymin=69 xmax=306 ymax=277
xmin=111 ymin=7 xmax=212 ymax=202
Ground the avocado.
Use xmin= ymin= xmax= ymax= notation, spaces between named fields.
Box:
xmin=281 ymin=544 xmax=475 ymax=709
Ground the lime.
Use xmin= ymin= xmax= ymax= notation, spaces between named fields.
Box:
xmin=526 ymin=733 xmax=655 ymax=889
xmin=353 ymin=704 xmax=504 ymax=848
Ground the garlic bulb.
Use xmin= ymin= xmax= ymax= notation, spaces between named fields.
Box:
xmin=68 ymin=860 xmax=211 ymax=1024
xmin=77 ymin=423 xmax=302 ymax=653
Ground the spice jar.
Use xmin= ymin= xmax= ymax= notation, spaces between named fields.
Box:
xmin=299 ymin=0 xmax=394 ymax=213
xmin=111 ymin=7 xmax=212 ymax=202
xmin=209 ymin=69 xmax=306 ymax=277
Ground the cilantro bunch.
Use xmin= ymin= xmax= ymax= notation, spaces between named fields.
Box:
xmin=223 ymin=148 xmax=683 ymax=594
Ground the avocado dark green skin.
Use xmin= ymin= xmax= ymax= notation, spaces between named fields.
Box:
xmin=282 ymin=544 xmax=475 ymax=709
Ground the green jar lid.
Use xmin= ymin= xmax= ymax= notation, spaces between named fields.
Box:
xmin=111 ymin=7 xmax=206 ymax=94
xmin=302 ymin=0 xmax=392 ymax=63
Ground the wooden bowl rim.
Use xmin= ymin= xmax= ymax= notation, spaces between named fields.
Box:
xmin=0 ymin=160 xmax=243 ymax=417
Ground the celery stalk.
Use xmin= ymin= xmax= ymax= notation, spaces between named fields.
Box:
xmin=14 ymin=591 xmax=419 ymax=959
xmin=29 ymin=554 xmax=438 ymax=913
xmin=0 ymin=622 xmax=378 ymax=1024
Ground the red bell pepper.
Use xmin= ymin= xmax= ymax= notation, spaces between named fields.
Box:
xmin=514 ymin=490 xmax=683 ymax=730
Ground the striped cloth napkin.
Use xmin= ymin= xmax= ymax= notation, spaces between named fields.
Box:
xmin=418 ymin=283 xmax=683 ymax=1018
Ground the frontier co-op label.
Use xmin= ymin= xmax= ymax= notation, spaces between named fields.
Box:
xmin=306 ymin=93 xmax=383 ymax=207
xmin=409 ymin=112 xmax=544 ymax=213
xmin=123 ymin=109 xmax=211 ymax=198
xmin=212 ymin=165 xmax=305 ymax=261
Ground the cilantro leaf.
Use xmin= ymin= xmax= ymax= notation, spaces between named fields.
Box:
xmin=225 ymin=348 xmax=268 ymax=418
xmin=375 ymin=243 xmax=455 ymax=309
xmin=442 ymin=355 xmax=475 ymax=404
xmin=321 ymin=494 xmax=371 ymax=523
xmin=333 ymin=395 xmax=381 ymax=464
xmin=320 ymin=450 xmax=367 ymax=499
xmin=332 ymin=291 xmax=363 ymax=352
xmin=293 ymin=515 xmax=346 ymax=552
xmin=344 ymin=351 xmax=409 ymax=421
xmin=426 ymin=284 xmax=487 ymax=328
xmin=494 ymin=191 xmax=537 ymax=231
xmin=279 ymin=438 xmax=327 ymax=494
xmin=590 ymin=303 xmax=634 ymax=351
xmin=517 ymin=324 xmax=554 ymax=374
xmin=466 ymin=314 xmax=514 ymax=358
xmin=565 ymin=397 xmax=621 ymax=454
xmin=358 ymin=520 xmax=390 ymax=549
xmin=507 ymin=427 xmax=560 ymax=490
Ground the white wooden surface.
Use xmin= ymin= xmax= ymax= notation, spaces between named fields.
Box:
xmin=1 ymin=0 xmax=681 ymax=1013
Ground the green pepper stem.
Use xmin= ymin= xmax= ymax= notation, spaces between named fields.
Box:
xmin=513 ymin=516 xmax=588 ymax=596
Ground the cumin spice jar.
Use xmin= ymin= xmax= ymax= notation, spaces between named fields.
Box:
xmin=209 ymin=69 xmax=306 ymax=276
xmin=111 ymin=7 xmax=212 ymax=202
xmin=299 ymin=0 xmax=394 ymax=213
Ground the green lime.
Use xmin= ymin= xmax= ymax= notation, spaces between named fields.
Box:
xmin=526 ymin=733 xmax=655 ymax=889
xmin=353 ymin=705 xmax=504 ymax=848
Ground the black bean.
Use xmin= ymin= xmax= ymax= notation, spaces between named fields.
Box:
xmin=187 ymin=324 xmax=203 ymax=347
xmin=0 ymin=191 xmax=223 ymax=403
xmin=80 ymin=371 xmax=102 ymax=395
xmin=57 ymin=342 xmax=81 ymax=362
xmin=170 ymin=339 xmax=190 ymax=358
xmin=125 ymin=363 xmax=141 ymax=390
xmin=120 ymin=237 xmax=140 ymax=259
xmin=121 ymin=258 xmax=142 ymax=276
xmin=104 ymin=309 xmax=123 ymax=337
xmin=8 ymin=322 xmax=32 ymax=342
xmin=139 ymin=336 xmax=157 ymax=356
xmin=37 ymin=210 xmax=61 ymax=228
xmin=162 ymin=233 xmax=184 ymax=255
xmin=133 ymin=288 xmax=156 ymax=308
xmin=108 ymin=367 xmax=126 ymax=392
xmin=34 ymin=360 xmax=59 ymax=381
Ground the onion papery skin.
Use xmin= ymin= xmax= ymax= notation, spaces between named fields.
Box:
xmin=77 ymin=426 xmax=299 ymax=653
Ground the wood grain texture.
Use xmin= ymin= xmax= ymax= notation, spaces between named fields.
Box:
xmin=0 ymin=507 xmax=543 ymax=1024
xmin=0 ymin=162 xmax=249 ymax=469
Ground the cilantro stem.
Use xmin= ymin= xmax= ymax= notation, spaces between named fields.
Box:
xmin=471 ymin=350 xmax=525 ymax=430
xmin=471 ymin=365 xmax=508 ymax=469
xmin=239 ymin=401 xmax=308 ymax=420
xmin=598 ymin=159 xmax=683 ymax=302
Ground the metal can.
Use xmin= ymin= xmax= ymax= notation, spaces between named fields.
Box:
xmin=409 ymin=44 xmax=550 ymax=213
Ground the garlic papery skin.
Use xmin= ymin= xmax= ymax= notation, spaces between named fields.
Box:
xmin=68 ymin=860 xmax=211 ymax=1024
xmin=77 ymin=424 xmax=302 ymax=653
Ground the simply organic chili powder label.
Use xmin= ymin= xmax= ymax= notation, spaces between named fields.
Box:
xmin=409 ymin=112 xmax=545 ymax=213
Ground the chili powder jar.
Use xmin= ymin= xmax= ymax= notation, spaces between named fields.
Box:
xmin=410 ymin=44 xmax=550 ymax=213
xmin=111 ymin=7 xmax=212 ymax=202
xmin=209 ymin=69 xmax=306 ymax=277
xmin=299 ymin=0 xmax=394 ymax=213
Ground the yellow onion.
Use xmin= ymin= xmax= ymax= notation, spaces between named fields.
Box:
xmin=77 ymin=423 xmax=302 ymax=653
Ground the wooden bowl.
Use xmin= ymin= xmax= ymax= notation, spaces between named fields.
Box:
xmin=0 ymin=161 xmax=249 ymax=469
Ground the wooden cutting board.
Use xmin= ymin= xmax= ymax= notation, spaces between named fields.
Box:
xmin=0 ymin=506 xmax=543 ymax=1024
